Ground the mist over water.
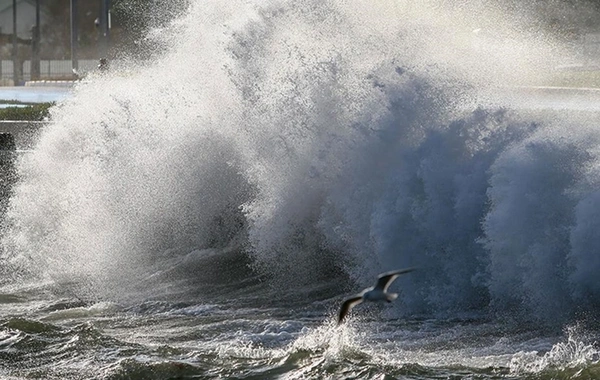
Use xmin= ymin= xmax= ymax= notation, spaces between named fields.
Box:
xmin=1 ymin=0 xmax=599 ymax=326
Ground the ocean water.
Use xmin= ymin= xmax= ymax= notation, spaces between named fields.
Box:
xmin=0 ymin=87 xmax=71 ymax=104
xmin=2 ymin=0 xmax=600 ymax=379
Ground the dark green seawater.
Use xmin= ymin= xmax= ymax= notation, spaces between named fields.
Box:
xmin=1 ymin=266 xmax=599 ymax=379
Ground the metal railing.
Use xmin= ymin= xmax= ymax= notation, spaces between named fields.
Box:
xmin=0 ymin=60 xmax=99 ymax=84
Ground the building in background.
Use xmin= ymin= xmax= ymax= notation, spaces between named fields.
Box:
xmin=0 ymin=0 xmax=47 ymax=39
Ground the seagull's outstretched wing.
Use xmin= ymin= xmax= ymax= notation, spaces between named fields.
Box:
xmin=374 ymin=267 xmax=416 ymax=292
xmin=338 ymin=295 xmax=363 ymax=325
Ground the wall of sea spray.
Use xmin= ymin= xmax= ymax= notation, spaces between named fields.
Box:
xmin=1 ymin=0 xmax=598 ymax=323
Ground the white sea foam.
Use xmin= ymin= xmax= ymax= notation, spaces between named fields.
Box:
xmin=509 ymin=327 xmax=600 ymax=375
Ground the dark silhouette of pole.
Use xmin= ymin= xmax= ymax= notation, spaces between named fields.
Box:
xmin=31 ymin=0 xmax=41 ymax=80
xmin=12 ymin=0 xmax=18 ymax=85
xmin=99 ymin=0 xmax=111 ymax=59
xmin=70 ymin=0 xmax=79 ymax=73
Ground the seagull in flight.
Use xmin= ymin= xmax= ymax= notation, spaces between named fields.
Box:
xmin=338 ymin=267 xmax=415 ymax=325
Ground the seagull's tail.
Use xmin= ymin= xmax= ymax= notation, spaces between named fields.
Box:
xmin=386 ymin=293 xmax=398 ymax=302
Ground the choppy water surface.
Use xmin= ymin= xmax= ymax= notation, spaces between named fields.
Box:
xmin=2 ymin=0 xmax=600 ymax=378
xmin=2 ymin=274 xmax=600 ymax=379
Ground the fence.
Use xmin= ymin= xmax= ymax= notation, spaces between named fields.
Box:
xmin=0 ymin=60 xmax=99 ymax=84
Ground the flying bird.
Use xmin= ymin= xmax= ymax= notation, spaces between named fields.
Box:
xmin=338 ymin=267 xmax=415 ymax=325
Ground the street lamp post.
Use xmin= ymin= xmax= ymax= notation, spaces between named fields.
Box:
xmin=70 ymin=0 xmax=79 ymax=74
xmin=99 ymin=0 xmax=111 ymax=59
xmin=31 ymin=0 xmax=41 ymax=80
xmin=12 ymin=0 xmax=18 ymax=85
